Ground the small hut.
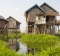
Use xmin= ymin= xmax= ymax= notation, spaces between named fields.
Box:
xmin=7 ymin=16 xmax=21 ymax=33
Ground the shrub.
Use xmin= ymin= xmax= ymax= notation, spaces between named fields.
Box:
xmin=20 ymin=34 xmax=60 ymax=49
xmin=20 ymin=34 xmax=60 ymax=55
xmin=0 ymin=40 xmax=23 ymax=56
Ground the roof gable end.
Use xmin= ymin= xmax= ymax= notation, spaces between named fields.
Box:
xmin=40 ymin=2 xmax=58 ymax=13
xmin=25 ymin=4 xmax=45 ymax=13
xmin=7 ymin=16 xmax=21 ymax=24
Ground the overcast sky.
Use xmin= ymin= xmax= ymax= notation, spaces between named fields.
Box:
xmin=0 ymin=0 xmax=60 ymax=32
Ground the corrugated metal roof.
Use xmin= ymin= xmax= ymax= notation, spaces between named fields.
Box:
xmin=7 ymin=16 xmax=21 ymax=24
xmin=25 ymin=4 xmax=45 ymax=14
xmin=40 ymin=2 xmax=58 ymax=13
xmin=0 ymin=15 xmax=8 ymax=21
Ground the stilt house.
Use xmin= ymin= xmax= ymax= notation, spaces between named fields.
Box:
xmin=25 ymin=3 xmax=59 ymax=34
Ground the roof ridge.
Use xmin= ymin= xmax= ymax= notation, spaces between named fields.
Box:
xmin=40 ymin=2 xmax=58 ymax=13
xmin=8 ymin=16 xmax=21 ymax=24
xmin=25 ymin=4 xmax=45 ymax=13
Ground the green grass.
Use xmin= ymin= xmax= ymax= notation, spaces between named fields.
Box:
xmin=20 ymin=34 xmax=60 ymax=56
xmin=0 ymin=39 xmax=23 ymax=56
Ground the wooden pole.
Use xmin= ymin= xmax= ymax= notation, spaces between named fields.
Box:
xmin=4 ymin=23 xmax=8 ymax=42
xmin=58 ymin=25 xmax=59 ymax=34
xmin=34 ymin=24 xmax=37 ymax=34
xmin=50 ymin=25 xmax=51 ymax=34
xmin=27 ymin=22 xmax=28 ymax=34
xmin=45 ymin=24 xmax=46 ymax=34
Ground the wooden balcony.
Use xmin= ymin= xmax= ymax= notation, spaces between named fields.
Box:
xmin=46 ymin=21 xmax=56 ymax=25
xmin=35 ymin=20 xmax=46 ymax=24
xmin=35 ymin=16 xmax=46 ymax=24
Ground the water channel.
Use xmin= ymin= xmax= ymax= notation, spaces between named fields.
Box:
xmin=17 ymin=42 xmax=27 ymax=54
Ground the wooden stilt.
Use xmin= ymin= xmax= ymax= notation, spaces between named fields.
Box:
xmin=34 ymin=24 xmax=36 ymax=34
xmin=58 ymin=25 xmax=59 ymax=34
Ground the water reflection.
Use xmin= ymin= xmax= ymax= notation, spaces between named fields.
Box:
xmin=17 ymin=42 xmax=27 ymax=54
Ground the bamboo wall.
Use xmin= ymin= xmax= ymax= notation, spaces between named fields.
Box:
xmin=0 ymin=20 xmax=7 ymax=28
xmin=27 ymin=7 xmax=44 ymax=22
xmin=7 ymin=17 xmax=16 ymax=28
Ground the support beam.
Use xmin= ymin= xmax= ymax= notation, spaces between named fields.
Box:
xmin=58 ymin=25 xmax=59 ymax=34
xmin=50 ymin=25 xmax=51 ymax=34
xmin=45 ymin=25 xmax=46 ymax=34
xmin=34 ymin=24 xmax=37 ymax=34
xmin=26 ymin=22 xmax=28 ymax=34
